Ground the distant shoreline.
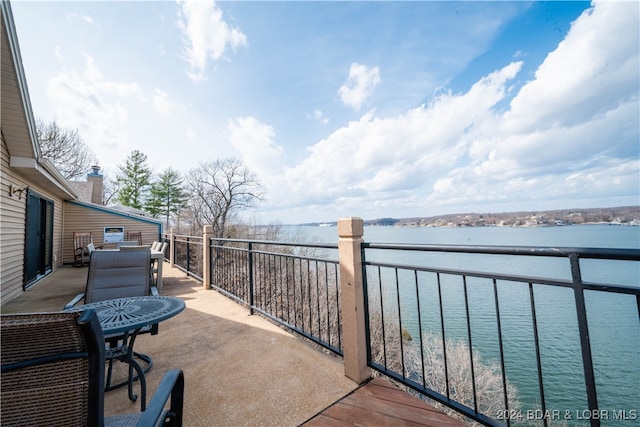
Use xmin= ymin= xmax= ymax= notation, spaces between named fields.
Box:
xmin=299 ymin=206 xmax=640 ymax=228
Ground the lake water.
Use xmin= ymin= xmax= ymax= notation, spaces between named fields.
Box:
xmin=287 ymin=224 xmax=640 ymax=426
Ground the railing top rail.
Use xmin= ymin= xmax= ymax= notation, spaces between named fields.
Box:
xmin=173 ymin=234 xmax=204 ymax=240
xmin=209 ymin=237 xmax=338 ymax=250
xmin=363 ymin=242 xmax=640 ymax=260
xmin=211 ymin=243 xmax=340 ymax=264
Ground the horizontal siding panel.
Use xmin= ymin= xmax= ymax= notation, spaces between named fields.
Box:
xmin=53 ymin=201 xmax=63 ymax=268
xmin=1 ymin=138 xmax=65 ymax=303
xmin=63 ymin=203 xmax=162 ymax=264
xmin=1 ymin=139 xmax=26 ymax=304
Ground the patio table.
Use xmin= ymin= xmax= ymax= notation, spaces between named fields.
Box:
xmin=69 ymin=296 xmax=185 ymax=410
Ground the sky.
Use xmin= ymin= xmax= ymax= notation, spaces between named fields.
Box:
xmin=10 ymin=0 xmax=640 ymax=224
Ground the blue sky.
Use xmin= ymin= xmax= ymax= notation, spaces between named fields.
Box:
xmin=10 ymin=0 xmax=639 ymax=224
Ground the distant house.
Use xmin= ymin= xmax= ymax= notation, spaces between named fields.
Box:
xmin=1 ymin=1 xmax=162 ymax=305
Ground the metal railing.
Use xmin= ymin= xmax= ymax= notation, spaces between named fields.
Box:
xmin=208 ymin=238 xmax=343 ymax=355
xmin=361 ymin=243 xmax=640 ymax=426
xmin=172 ymin=234 xmax=203 ymax=281
xmin=164 ymin=226 xmax=639 ymax=426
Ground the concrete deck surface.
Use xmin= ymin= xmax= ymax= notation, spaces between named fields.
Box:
xmin=1 ymin=263 xmax=358 ymax=426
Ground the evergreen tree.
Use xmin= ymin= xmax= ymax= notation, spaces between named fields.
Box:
xmin=114 ymin=150 xmax=152 ymax=209
xmin=146 ymin=168 xmax=187 ymax=225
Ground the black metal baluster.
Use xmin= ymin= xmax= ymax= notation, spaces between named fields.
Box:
xmin=463 ymin=275 xmax=478 ymax=414
xmin=570 ymin=254 xmax=599 ymax=427
xmin=395 ymin=268 xmax=406 ymax=380
xmin=414 ymin=271 xmax=426 ymax=390
xmin=437 ymin=273 xmax=450 ymax=400
xmin=493 ymin=278 xmax=510 ymax=427
xmin=529 ymin=282 xmax=547 ymax=427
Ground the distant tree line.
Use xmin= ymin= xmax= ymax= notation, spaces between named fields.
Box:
xmin=373 ymin=206 xmax=640 ymax=227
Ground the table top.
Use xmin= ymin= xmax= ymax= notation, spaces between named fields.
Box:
xmin=75 ymin=296 xmax=185 ymax=335
xmin=99 ymin=248 xmax=164 ymax=258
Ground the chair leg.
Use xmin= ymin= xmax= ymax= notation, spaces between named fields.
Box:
xmin=106 ymin=358 xmax=115 ymax=389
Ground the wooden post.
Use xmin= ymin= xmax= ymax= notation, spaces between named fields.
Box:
xmin=202 ymin=225 xmax=213 ymax=290
xmin=169 ymin=227 xmax=175 ymax=268
xmin=338 ymin=217 xmax=371 ymax=383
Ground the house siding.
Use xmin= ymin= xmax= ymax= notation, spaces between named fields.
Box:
xmin=63 ymin=202 xmax=162 ymax=264
xmin=1 ymin=139 xmax=65 ymax=303
xmin=2 ymin=138 xmax=28 ymax=303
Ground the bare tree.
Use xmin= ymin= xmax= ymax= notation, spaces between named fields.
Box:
xmin=36 ymin=118 xmax=96 ymax=180
xmin=185 ymin=158 xmax=263 ymax=238
xmin=103 ymin=175 xmax=119 ymax=205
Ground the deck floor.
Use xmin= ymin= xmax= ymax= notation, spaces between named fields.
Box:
xmin=3 ymin=265 xmax=468 ymax=426
xmin=302 ymin=377 xmax=468 ymax=426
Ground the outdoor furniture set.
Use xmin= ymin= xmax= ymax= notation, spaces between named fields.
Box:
xmin=1 ymin=245 xmax=184 ymax=426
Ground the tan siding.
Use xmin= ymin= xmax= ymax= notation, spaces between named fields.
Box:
xmin=1 ymin=139 xmax=26 ymax=303
xmin=63 ymin=203 xmax=162 ymax=264
xmin=1 ymin=139 xmax=67 ymax=304
xmin=53 ymin=197 xmax=63 ymax=268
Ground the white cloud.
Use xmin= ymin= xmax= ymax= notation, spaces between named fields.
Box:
xmin=46 ymin=54 xmax=143 ymax=159
xmin=275 ymin=62 xmax=520 ymax=209
xmin=261 ymin=1 xmax=638 ymax=220
xmin=152 ymin=89 xmax=180 ymax=115
xmin=228 ymin=117 xmax=284 ymax=183
xmin=309 ymin=109 xmax=329 ymax=125
xmin=503 ymin=0 xmax=638 ymax=134
xmin=338 ymin=63 xmax=381 ymax=111
xmin=176 ymin=0 xmax=247 ymax=82
xmin=430 ymin=0 xmax=639 ymax=209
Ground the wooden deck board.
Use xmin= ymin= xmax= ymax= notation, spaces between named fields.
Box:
xmin=302 ymin=378 xmax=468 ymax=426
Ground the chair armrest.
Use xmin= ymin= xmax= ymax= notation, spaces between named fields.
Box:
xmin=150 ymin=285 xmax=159 ymax=296
xmin=64 ymin=293 xmax=86 ymax=310
xmin=135 ymin=369 xmax=184 ymax=427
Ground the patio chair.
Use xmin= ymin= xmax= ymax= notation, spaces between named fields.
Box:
xmin=0 ymin=310 xmax=184 ymax=427
xmin=73 ymin=231 xmax=100 ymax=267
xmin=66 ymin=249 xmax=158 ymax=309
xmin=126 ymin=231 xmax=143 ymax=245
xmin=151 ymin=242 xmax=168 ymax=286
xmin=64 ymin=250 xmax=159 ymax=389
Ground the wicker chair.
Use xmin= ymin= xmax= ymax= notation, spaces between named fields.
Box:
xmin=0 ymin=310 xmax=184 ymax=427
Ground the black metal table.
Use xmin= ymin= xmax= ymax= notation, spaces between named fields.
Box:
xmin=71 ymin=296 xmax=185 ymax=410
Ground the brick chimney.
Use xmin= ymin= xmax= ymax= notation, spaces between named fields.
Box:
xmin=87 ymin=165 xmax=104 ymax=205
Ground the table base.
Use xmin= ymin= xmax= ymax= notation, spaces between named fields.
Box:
xmin=104 ymin=332 xmax=152 ymax=410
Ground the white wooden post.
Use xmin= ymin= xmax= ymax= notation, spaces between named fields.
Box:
xmin=169 ymin=227 xmax=175 ymax=268
xmin=202 ymin=225 xmax=213 ymax=290
xmin=338 ymin=217 xmax=371 ymax=383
